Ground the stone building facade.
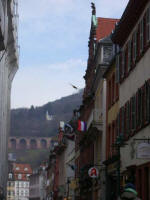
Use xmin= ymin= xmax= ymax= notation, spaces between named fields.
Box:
xmin=0 ymin=0 xmax=19 ymax=195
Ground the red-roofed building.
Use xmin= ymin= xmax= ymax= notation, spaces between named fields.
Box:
xmin=96 ymin=17 xmax=119 ymax=41
xmin=7 ymin=163 xmax=32 ymax=200
xmin=75 ymin=3 xmax=119 ymax=200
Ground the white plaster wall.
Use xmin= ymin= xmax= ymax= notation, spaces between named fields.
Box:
xmin=120 ymin=48 xmax=150 ymax=107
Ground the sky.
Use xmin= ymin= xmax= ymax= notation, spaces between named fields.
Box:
xmin=11 ymin=0 xmax=129 ymax=108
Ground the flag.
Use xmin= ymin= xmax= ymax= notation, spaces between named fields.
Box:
xmin=77 ymin=120 xmax=87 ymax=131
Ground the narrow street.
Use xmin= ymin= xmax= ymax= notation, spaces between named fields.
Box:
xmin=0 ymin=0 xmax=150 ymax=200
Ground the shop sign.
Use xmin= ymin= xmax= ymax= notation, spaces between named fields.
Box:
xmin=88 ymin=167 xmax=99 ymax=178
xmin=137 ymin=142 xmax=150 ymax=159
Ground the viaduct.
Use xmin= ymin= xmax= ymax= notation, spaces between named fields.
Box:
xmin=8 ymin=136 xmax=52 ymax=150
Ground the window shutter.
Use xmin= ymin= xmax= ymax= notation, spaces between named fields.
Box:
xmin=140 ymin=19 xmax=144 ymax=53
xmin=141 ymin=86 xmax=145 ymax=126
xmin=146 ymin=6 xmax=150 ymax=43
xmin=121 ymin=107 xmax=124 ymax=136
xmin=146 ymin=80 xmax=150 ymax=122
xmin=126 ymin=101 xmax=130 ymax=136
xmin=128 ymin=40 xmax=132 ymax=72
xmin=115 ymin=54 xmax=120 ymax=83
xmin=137 ymin=88 xmax=142 ymax=127
xmin=122 ymin=51 xmax=125 ymax=79
xmin=133 ymin=31 xmax=137 ymax=63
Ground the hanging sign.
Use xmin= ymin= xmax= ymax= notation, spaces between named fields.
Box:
xmin=137 ymin=142 xmax=150 ymax=159
xmin=88 ymin=167 xmax=99 ymax=178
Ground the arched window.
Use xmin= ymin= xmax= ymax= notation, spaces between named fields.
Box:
xmin=41 ymin=139 xmax=47 ymax=149
xmin=19 ymin=139 xmax=27 ymax=150
xmin=30 ymin=139 xmax=37 ymax=149
xmin=10 ymin=139 xmax=16 ymax=149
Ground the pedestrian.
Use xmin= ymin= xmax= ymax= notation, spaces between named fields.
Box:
xmin=120 ymin=183 xmax=141 ymax=200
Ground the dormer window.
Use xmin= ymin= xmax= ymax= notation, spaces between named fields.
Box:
xmin=8 ymin=173 xmax=12 ymax=179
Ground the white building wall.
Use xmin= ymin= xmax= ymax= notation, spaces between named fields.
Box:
xmin=119 ymin=1 xmax=150 ymax=171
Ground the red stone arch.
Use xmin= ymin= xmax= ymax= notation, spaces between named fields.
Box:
xmin=10 ymin=138 xmax=16 ymax=149
xmin=30 ymin=139 xmax=37 ymax=149
xmin=19 ymin=138 xmax=27 ymax=149
xmin=41 ymin=139 xmax=47 ymax=149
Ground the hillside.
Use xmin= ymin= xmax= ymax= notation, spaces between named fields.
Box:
xmin=10 ymin=90 xmax=83 ymax=137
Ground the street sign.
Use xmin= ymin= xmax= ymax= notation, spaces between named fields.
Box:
xmin=88 ymin=167 xmax=99 ymax=178
xmin=137 ymin=142 xmax=150 ymax=159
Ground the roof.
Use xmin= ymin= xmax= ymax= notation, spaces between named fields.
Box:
xmin=111 ymin=0 xmax=149 ymax=46
xmin=13 ymin=163 xmax=32 ymax=174
xmin=96 ymin=17 xmax=119 ymax=41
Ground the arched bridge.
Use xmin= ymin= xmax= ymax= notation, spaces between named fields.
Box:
xmin=8 ymin=137 xmax=52 ymax=150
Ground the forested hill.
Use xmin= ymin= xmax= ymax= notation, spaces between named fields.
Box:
xmin=10 ymin=90 xmax=83 ymax=137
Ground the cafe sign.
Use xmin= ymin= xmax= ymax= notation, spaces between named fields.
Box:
xmin=137 ymin=142 xmax=150 ymax=159
xmin=88 ymin=167 xmax=99 ymax=178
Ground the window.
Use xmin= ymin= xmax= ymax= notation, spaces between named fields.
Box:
xmin=131 ymin=95 xmax=136 ymax=132
xmin=24 ymin=168 xmax=28 ymax=171
xmin=140 ymin=19 xmax=144 ymax=53
xmin=128 ymin=40 xmax=132 ymax=72
xmin=8 ymin=173 xmax=12 ymax=179
xmin=16 ymin=167 xmax=20 ymax=170
xmin=21 ymin=182 xmax=24 ymax=187
xmin=145 ymin=80 xmax=150 ymax=122
xmin=21 ymin=190 xmax=24 ymax=196
xmin=115 ymin=54 xmax=120 ymax=83
xmin=126 ymin=101 xmax=130 ymax=137
xmin=133 ymin=31 xmax=137 ymax=63
xmin=146 ymin=7 xmax=150 ymax=43
xmin=18 ymin=174 xmax=22 ymax=179
xmin=11 ymin=182 xmax=14 ymax=187
xmin=121 ymin=51 xmax=125 ymax=79
xmin=112 ymin=74 xmax=115 ymax=103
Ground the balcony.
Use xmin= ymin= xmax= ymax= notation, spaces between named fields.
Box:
xmin=87 ymin=108 xmax=103 ymax=131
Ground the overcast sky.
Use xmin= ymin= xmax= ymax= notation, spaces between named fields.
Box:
xmin=11 ymin=0 xmax=129 ymax=108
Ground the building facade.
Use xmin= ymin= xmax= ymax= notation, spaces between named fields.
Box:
xmin=74 ymin=4 xmax=118 ymax=200
xmin=8 ymin=163 xmax=32 ymax=200
xmin=112 ymin=0 xmax=150 ymax=199
xmin=0 ymin=0 xmax=19 ymax=195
